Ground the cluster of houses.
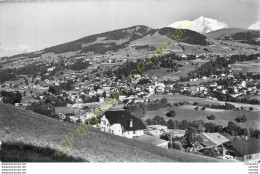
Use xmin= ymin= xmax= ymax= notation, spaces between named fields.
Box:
xmin=98 ymin=109 xmax=260 ymax=162
xmin=1 ymin=53 xmax=260 ymax=162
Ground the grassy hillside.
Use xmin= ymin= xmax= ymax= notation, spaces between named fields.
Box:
xmin=205 ymin=28 xmax=260 ymax=45
xmin=205 ymin=28 xmax=255 ymax=38
xmin=0 ymin=102 xmax=222 ymax=162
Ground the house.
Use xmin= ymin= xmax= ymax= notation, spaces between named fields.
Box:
xmin=223 ymin=138 xmax=260 ymax=162
xmin=147 ymin=125 xmax=167 ymax=132
xmin=135 ymin=134 xmax=169 ymax=149
xmin=241 ymin=81 xmax=246 ymax=88
xmin=99 ymin=110 xmax=147 ymax=138
xmin=97 ymin=89 xmax=105 ymax=95
xmin=169 ymin=129 xmax=186 ymax=137
xmin=201 ymin=132 xmax=230 ymax=146
xmin=148 ymin=85 xmax=155 ymax=94
xmin=195 ymin=132 xmax=230 ymax=152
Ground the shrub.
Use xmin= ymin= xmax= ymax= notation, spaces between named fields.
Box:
xmin=235 ymin=115 xmax=247 ymax=123
xmin=0 ymin=90 xmax=22 ymax=105
xmin=203 ymin=148 xmax=218 ymax=157
xmin=171 ymin=141 xmax=182 ymax=150
xmin=27 ymin=102 xmax=57 ymax=119
xmin=201 ymin=107 xmax=206 ymax=111
xmin=207 ymin=115 xmax=216 ymax=120
xmin=166 ymin=110 xmax=176 ymax=117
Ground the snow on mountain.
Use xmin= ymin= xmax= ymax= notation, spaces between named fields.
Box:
xmin=248 ymin=21 xmax=260 ymax=30
xmin=167 ymin=16 xmax=228 ymax=34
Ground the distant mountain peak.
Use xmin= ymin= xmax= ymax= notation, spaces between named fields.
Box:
xmin=248 ymin=21 xmax=260 ymax=30
xmin=167 ymin=16 xmax=228 ymax=34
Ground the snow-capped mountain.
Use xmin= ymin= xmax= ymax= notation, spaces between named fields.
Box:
xmin=248 ymin=21 xmax=260 ymax=30
xmin=167 ymin=16 xmax=228 ymax=34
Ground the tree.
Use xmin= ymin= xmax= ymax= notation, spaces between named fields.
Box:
xmin=64 ymin=116 xmax=73 ymax=123
xmin=102 ymin=91 xmax=106 ymax=98
xmin=243 ymin=128 xmax=250 ymax=137
xmin=48 ymin=86 xmax=61 ymax=95
xmin=205 ymin=122 xmax=217 ymax=133
xmin=194 ymin=106 xmax=199 ymax=110
xmin=160 ymin=98 xmax=168 ymax=106
xmin=183 ymin=126 xmax=203 ymax=148
xmin=146 ymin=116 xmax=167 ymax=126
xmin=76 ymin=119 xmax=82 ymax=124
xmin=25 ymin=78 xmax=29 ymax=86
xmin=226 ymin=121 xmax=238 ymax=136
xmin=207 ymin=115 xmax=215 ymax=120
xmin=1 ymin=91 xmax=22 ymax=105
xmin=167 ymin=119 xmax=175 ymax=129
xmin=166 ymin=110 xmax=176 ymax=117
xmin=27 ymin=102 xmax=56 ymax=118
xmin=179 ymin=120 xmax=190 ymax=130
xmin=224 ymin=102 xmax=235 ymax=110
xmin=203 ymin=148 xmax=218 ymax=157
xmin=191 ymin=120 xmax=205 ymax=133
xmin=83 ymin=106 xmax=91 ymax=112
xmin=235 ymin=115 xmax=247 ymax=123
xmin=241 ymin=115 xmax=247 ymax=122
xmin=171 ymin=141 xmax=182 ymax=150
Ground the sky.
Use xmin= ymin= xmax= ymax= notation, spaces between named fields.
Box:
xmin=0 ymin=0 xmax=259 ymax=57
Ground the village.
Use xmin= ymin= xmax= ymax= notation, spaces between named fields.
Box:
xmin=1 ymin=51 xmax=260 ymax=163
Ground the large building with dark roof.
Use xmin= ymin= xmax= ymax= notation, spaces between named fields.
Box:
xmin=223 ymin=137 xmax=260 ymax=162
xmin=100 ymin=110 xmax=147 ymax=138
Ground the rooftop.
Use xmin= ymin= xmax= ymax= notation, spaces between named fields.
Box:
xmin=230 ymin=138 xmax=260 ymax=156
xmin=105 ymin=110 xmax=147 ymax=131
xmin=136 ymin=134 xmax=168 ymax=146
xmin=201 ymin=132 xmax=230 ymax=146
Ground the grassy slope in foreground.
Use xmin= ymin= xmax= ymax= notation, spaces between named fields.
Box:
xmin=0 ymin=103 xmax=222 ymax=162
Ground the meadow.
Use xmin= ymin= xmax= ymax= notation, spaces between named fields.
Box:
xmin=230 ymin=59 xmax=260 ymax=73
xmin=143 ymin=104 xmax=260 ymax=130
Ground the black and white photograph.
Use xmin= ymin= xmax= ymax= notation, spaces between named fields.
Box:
xmin=0 ymin=0 xmax=259 ymax=173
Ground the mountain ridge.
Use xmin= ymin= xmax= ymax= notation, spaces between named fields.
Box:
xmin=167 ymin=16 xmax=228 ymax=34
xmin=248 ymin=21 xmax=260 ymax=30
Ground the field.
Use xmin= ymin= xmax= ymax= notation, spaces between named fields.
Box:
xmin=230 ymin=59 xmax=260 ymax=73
xmin=143 ymin=105 xmax=260 ymax=130
xmin=141 ymin=94 xmax=260 ymax=130
xmin=146 ymin=95 xmax=260 ymax=111
xmin=0 ymin=102 xmax=222 ymax=162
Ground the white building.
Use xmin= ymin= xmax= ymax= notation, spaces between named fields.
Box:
xmin=241 ymin=81 xmax=246 ymax=88
xmin=99 ymin=110 xmax=146 ymax=139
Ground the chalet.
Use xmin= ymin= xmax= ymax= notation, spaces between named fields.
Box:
xmin=223 ymin=138 xmax=260 ymax=162
xmin=195 ymin=132 xmax=230 ymax=153
xmin=100 ymin=110 xmax=147 ymax=138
